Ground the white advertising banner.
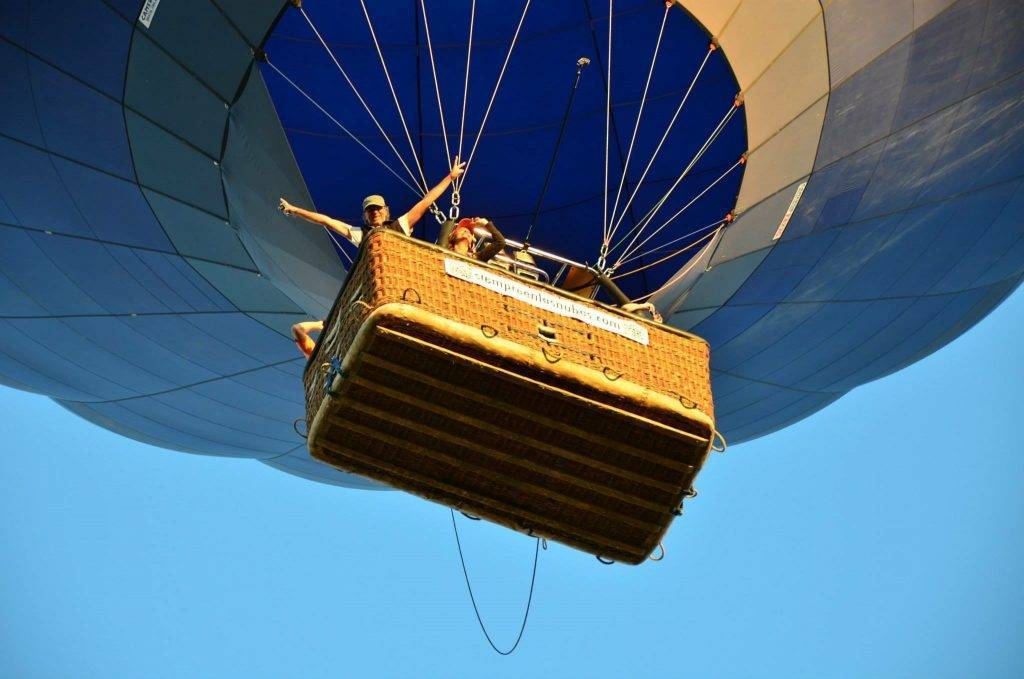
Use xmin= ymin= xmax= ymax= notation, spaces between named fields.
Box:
xmin=444 ymin=258 xmax=649 ymax=345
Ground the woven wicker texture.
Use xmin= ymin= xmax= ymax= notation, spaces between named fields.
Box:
xmin=303 ymin=231 xmax=717 ymax=564
xmin=305 ymin=230 xmax=714 ymax=428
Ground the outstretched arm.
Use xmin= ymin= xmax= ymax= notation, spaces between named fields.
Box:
xmin=399 ymin=156 xmax=466 ymax=232
xmin=280 ymin=198 xmax=360 ymax=245
xmin=292 ymin=320 xmax=324 ymax=359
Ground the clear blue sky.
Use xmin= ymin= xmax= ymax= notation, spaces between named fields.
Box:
xmin=2 ymin=289 xmax=1022 ymax=678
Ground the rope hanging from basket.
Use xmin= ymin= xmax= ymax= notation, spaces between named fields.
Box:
xmin=450 ymin=509 xmax=541 ymax=656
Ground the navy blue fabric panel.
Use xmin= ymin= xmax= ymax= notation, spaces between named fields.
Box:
xmin=728 ymin=230 xmax=840 ymax=305
xmin=0 ymin=346 xmax=105 ymax=403
xmin=131 ymin=250 xmax=235 ymax=312
xmin=891 ymin=0 xmax=987 ymax=129
xmin=0 ymin=268 xmax=47 ymax=316
xmin=104 ymin=0 xmax=143 ymax=20
xmin=784 ymin=141 xmax=884 ymax=240
xmin=917 ymin=71 xmax=1024 ymax=203
xmin=0 ymin=137 xmax=92 ymax=236
xmin=822 ymin=284 xmax=1004 ymax=392
xmin=124 ymin=36 xmax=228 ymax=157
xmin=125 ymin=111 xmax=226 ymax=217
xmin=58 ymin=398 xmax=211 ymax=455
xmin=787 ymin=216 xmax=902 ymax=303
xmin=143 ymin=189 xmax=254 ymax=269
xmin=143 ymin=389 xmax=298 ymax=449
xmin=247 ymin=313 xmax=309 ymax=339
xmin=882 ymin=183 xmax=1019 ymax=297
xmin=75 ymin=399 xmax=279 ymax=458
xmin=0 ymin=39 xmax=45 ymax=146
xmin=233 ymin=358 xmax=307 ymax=401
xmin=2 ymin=0 xmax=131 ymax=99
xmin=974 ymin=223 xmax=1024 ymax=286
xmin=113 ymin=314 xmax=280 ymax=375
xmin=792 ymin=296 xmax=951 ymax=391
xmin=903 ymin=276 xmax=1021 ymax=367
xmin=712 ymin=302 xmax=824 ymax=372
xmin=12 ymin=231 xmax=234 ymax=315
xmin=678 ymin=248 xmax=771 ymax=315
xmin=814 ymin=37 xmax=910 ymax=168
xmin=715 ymin=380 xmax=786 ymax=419
xmin=59 ymin=316 xmax=219 ymax=387
xmin=184 ymin=259 xmax=303 ymax=314
xmin=0 ymin=226 xmax=106 ymax=314
xmin=28 ymin=55 xmax=133 ymax=178
xmin=832 ymin=203 xmax=944 ymax=299
xmin=136 ymin=0 xmax=251 ymax=101
xmin=191 ymin=367 xmax=304 ymax=425
xmin=709 ymin=370 xmax=757 ymax=400
xmin=725 ymin=392 xmax=840 ymax=445
xmin=175 ymin=313 xmax=295 ymax=365
xmin=0 ymin=318 xmax=136 ymax=400
xmin=725 ymin=301 xmax=875 ymax=381
xmin=755 ymin=300 xmax=915 ymax=388
xmin=968 ymin=0 xmax=1024 ymax=91
xmin=934 ymin=181 xmax=1024 ymax=292
xmin=50 ymin=158 xmax=171 ymax=250
xmin=216 ymin=0 xmax=283 ymax=46
xmin=851 ymin=105 xmax=961 ymax=221
xmin=6 ymin=316 xmax=190 ymax=398
xmin=717 ymin=387 xmax=808 ymax=432
xmin=693 ymin=304 xmax=774 ymax=349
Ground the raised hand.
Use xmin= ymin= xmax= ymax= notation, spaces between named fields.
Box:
xmin=279 ymin=197 xmax=294 ymax=215
xmin=448 ymin=156 xmax=467 ymax=180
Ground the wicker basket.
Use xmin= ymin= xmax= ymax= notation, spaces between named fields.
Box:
xmin=304 ymin=230 xmax=716 ymax=564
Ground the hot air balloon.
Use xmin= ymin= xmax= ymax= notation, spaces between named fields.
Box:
xmin=0 ymin=0 xmax=1021 ymax=496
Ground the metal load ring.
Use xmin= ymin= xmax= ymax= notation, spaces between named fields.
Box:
xmin=401 ymin=287 xmax=422 ymax=304
xmin=711 ymin=430 xmax=727 ymax=453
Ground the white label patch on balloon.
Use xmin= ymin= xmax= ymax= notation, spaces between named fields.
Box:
xmin=138 ymin=0 xmax=162 ymax=28
xmin=774 ymin=181 xmax=807 ymax=241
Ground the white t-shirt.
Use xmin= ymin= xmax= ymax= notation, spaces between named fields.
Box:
xmin=347 ymin=215 xmax=410 ymax=247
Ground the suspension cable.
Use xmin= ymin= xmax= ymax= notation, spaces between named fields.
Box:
xmin=617 ymin=155 xmax=743 ymax=266
xmin=263 ymin=58 xmax=422 ymax=197
xmin=607 ymin=44 xmax=714 ymax=242
xmin=629 ymin=226 xmax=726 ymax=303
xmin=297 ymin=7 xmax=425 ymax=193
xmin=612 ymin=226 xmax=719 ymax=281
xmin=608 ymin=4 xmax=669 ymax=245
xmin=320 ymin=223 xmax=354 ymax=265
xmin=615 ymin=217 xmax=725 ymax=267
xmin=457 ymin=0 xmax=476 ymax=168
xmin=358 ymin=0 xmax=431 ymax=192
xmin=418 ymin=0 xmax=452 ymax=166
xmin=602 ymin=0 xmax=614 ymax=245
xmin=524 ymin=57 xmax=590 ymax=244
xmin=459 ymin=0 xmax=533 ymax=192
xmin=611 ymin=98 xmax=740 ymax=260
xmin=450 ymin=509 xmax=540 ymax=656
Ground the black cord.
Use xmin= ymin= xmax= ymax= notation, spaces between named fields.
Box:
xmin=450 ymin=509 xmax=540 ymax=655
xmin=524 ymin=57 xmax=590 ymax=244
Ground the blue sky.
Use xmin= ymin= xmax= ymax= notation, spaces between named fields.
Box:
xmin=2 ymin=288 xmax=1022 ymax=678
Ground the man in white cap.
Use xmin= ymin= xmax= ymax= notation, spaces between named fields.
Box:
xmin=278 ymin=157 xmax=465 ymax=247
